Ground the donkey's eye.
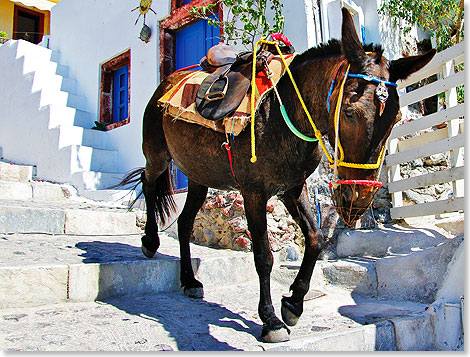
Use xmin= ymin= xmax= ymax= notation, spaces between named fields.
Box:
xmin=344 ymin=110 xmax=354 ymax=121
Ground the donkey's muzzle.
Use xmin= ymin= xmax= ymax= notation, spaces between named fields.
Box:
xmin=329 ymin=180 xmax=383 ymax=227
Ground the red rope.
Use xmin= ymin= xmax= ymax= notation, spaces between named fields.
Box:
xmin=223 ymin=143 xmax=240 ymax=187
xmin=174 ymin=64 xmax=200 ymax=72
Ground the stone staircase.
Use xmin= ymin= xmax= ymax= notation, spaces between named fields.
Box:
xmin=0 ymin=162 xmax=464 ymax=351
xmin=0 ymin=39 xmax=125 ymax=199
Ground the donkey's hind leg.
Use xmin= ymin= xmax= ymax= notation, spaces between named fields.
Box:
xmin=141 ymin=162 xmax=173 ymax=258
xmin=278 ymin=184 xmax=325 ymax=326
xmin=177 ymin=179 xmax=208 ymax=298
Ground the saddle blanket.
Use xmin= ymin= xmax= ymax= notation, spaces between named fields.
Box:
xmin=158 ymin=54 xmax=295 ymax=136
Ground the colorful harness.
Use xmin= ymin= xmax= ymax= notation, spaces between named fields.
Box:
xmin=249 ymin=39 xmax=398 ymax=190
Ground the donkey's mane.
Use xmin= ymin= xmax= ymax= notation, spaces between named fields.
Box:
xmin=290 ymin=39 xmax=384 ymax=67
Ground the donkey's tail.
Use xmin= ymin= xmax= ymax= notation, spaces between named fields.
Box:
xmin=112 ymin=167 xmax=176 ymax=226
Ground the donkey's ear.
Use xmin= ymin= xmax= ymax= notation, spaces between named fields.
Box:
xmin=389 ymin=49 xmax=436 ymax=82
xmin=340 ymin=7 xmax=366 ymax=72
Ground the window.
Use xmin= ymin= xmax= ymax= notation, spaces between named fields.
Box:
xmin=13 ymin=5 xmax=45 ymax=44
xmin=99 ymin=50 xmax=130 ymax=130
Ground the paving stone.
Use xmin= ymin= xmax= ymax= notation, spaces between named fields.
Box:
xmin=0 ymin=265 xmax=68 ymax=309
xmin=0 ymin=280 xmax=429 ymax=351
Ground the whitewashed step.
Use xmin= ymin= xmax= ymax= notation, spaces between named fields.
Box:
xmin=21 ymin=53 xmax=68 ymax=78
xmin=0 ymin=233 xmax=257 ymax=310
xmin=58 ymin=126 xmax=108 ymax=150
xmin=14 ymin=39 xmax=59 ymax=63
xmin=336 ymin=225 xmax=450 ymax=258
xmin=60 ymin=76 xmax=77 ymax=94
xmin=32 ymin=71 xmax=77 ymax=95
xmin=71 ymin=171 xmax=126 ymax=192
xmin=61 ymin=145 xmax=118 ymax=173
xmin=39 ymin=88 xmax=86 ymax=111
xmin=322 ymin=236 xmax=463 ymax=304
xmin=54 ymin=62 xmax=69 ymax=77
xmin=47 ymin=105 xmax=94 ymax=128
xmin=80 ymin=189 xmax=136 ymax=205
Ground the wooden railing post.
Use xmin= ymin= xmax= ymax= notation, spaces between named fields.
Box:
xmin=387 ymin=137 xmax=403 ymax=208
xmin=444 ymin=59 xmax=465 ymax=199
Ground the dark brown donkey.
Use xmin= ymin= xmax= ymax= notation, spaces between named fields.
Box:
xmin=122 ymin=9 xmax=435 ymax=343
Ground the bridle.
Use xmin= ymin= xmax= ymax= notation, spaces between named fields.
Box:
xmin=249 ymin=37 xmax=399 ymax=224
xmin=326 ymin=59 xmax=398 ymax=189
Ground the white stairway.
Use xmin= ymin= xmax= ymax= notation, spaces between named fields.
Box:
xmin=0 ymin=40 xmax=126 ymax=197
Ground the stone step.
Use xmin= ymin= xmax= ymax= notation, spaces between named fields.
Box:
xmin=336 ymin=224 xmax=451 ymax=258
xmin=321 ymin=235 xmax=463 ymax=304
xmin=0 ymin=274 xmax=432 ymax=351
xmin=0 ymin=232 xmax=257 ymax=310
xmin=0 ymin=180 xmax=75 ymax=202
xmin=0 ymin=161 xmax=35 ymax=181
xmin=0 ymin=200 xmax=140 ymax=235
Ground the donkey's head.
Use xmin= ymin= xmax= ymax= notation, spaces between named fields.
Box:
xmin=329 ymin=8 xmax=436 ymax=226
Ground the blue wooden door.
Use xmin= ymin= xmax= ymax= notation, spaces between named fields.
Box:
xmin=113 ymin=65 xmax=129 ymax=123
xmin=172 ymin=17 xmax=219 ymax=190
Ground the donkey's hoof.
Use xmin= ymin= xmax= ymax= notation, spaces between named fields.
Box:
xmin=141 ymin=244 xmax=156 ymax=259
xmin=184 ymin=287 xmax=204 ymax=299
xmin=262 ymin=326 xmax=290 ymax=343
xmin=281 ymin=304 xmax=300 ymax=326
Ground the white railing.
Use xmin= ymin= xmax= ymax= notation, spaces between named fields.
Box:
xmin=386 ymin=41 xmax=464 ymax=219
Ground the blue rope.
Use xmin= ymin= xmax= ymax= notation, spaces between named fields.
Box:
xmin=326 ymin=79 xmax=335 ymax=113
xmin=347 ymin=73 xmax=398 ymax=87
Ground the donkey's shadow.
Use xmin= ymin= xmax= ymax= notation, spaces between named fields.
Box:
xmin=75 ymin=240 xmax=262 ymax=351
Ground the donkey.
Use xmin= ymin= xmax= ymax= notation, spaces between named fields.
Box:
xmin=123 ymin=8 xmax=435 ymax=342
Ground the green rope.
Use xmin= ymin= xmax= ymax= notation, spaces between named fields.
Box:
xmin=280 ymin=105 xmax=318 ymax=142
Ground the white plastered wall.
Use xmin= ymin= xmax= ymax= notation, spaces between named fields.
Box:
xmin=49 ymin=0 xmax=170 ymax=174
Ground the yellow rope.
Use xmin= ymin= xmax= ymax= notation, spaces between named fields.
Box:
xmin=249 ymin=38 xmax=385 ymax=171
xmin=250 ymin=38 xmax=262 ymax=163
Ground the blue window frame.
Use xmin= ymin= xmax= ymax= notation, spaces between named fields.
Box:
xmin=113 ymin=65 xmax=129 ymax=123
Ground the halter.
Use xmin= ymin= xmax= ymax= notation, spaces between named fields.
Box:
xmin=327 ymin=60 xmax=398 ymax=186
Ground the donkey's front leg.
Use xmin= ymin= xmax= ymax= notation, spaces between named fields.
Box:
xmin=243 ymin=190 xmax=290 ymax=343
xmin=279 ymin=184 xmax=325 ymax=326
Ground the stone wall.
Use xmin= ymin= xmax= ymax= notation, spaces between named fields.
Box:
xmin=192 ymin=191 xmax=304 ymax=255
